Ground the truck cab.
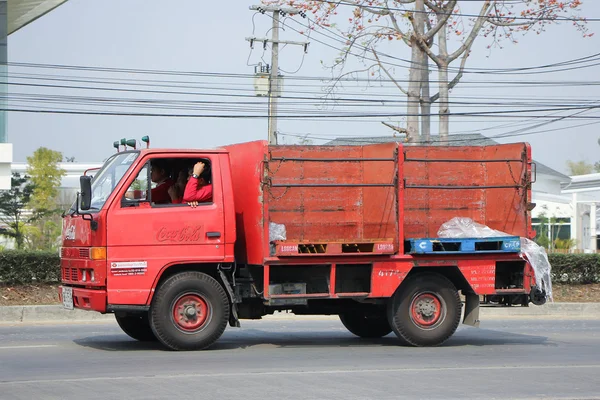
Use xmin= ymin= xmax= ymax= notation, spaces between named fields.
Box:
xmin=60 ymin=148 xmax=235 ymax=313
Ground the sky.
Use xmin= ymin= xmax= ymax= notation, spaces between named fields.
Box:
xmin=7 ymin=0 xmax=600 ymax=174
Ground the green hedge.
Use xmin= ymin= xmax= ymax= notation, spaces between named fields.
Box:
xmin=0 ymin=251 xmax=60 ymax=285
xmin=548 ymin=253 xmax=600 ymax=284
xmin=0 ymin=250 xmax=598 ymax=285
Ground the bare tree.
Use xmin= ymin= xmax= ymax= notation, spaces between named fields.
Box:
xmin=267 ymin=0 xmax=589 ymax=141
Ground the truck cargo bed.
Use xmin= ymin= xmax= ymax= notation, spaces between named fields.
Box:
xmin=225 ymin=141 xmax=532 ymax=265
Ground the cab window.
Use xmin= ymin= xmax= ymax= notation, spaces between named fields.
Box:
xmin=124 ymin=164 xmax=149 ymax=202
xmin=122 ymin=157 xmax=213 ymax=207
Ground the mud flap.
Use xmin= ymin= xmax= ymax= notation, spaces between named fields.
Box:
xmin=463 ymin=293 xmax=480 ymax=328
xmin=218 ymin=269 xmax=241 ymax=328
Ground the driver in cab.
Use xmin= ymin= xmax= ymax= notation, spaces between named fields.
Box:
xmin=149 ymin=160 xmax=175 ymax=204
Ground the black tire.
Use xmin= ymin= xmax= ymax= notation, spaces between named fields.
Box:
xmin=339 ymin=309 xmax=392 ymax=338
xmin=150 ymin=271 xmax=230 ymax=351
xmin=115 ymin=314 xmax=157 ymax=342
xmin=387 ymin=273 xmax=461 ymax=347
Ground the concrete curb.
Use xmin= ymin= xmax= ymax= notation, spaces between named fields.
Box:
xmin=0 ymin=306 xmax=113 ymax=324
xmin=1 ymin=303 xmax=599 ymax=324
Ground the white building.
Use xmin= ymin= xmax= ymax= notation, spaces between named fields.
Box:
xmin=561 ymin=174 xmax=600 ymax=253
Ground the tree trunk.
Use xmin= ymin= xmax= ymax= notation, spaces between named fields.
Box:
xmin=15 ymin=215 xmax=22 ymax=250
xmin=417 ymin=0 xmax=430 ymax=143
xmin=407 ymin=42 xmax=422 ymax=143
xmin=406 ymin=0 xmax=425 ymax=143
xmin=437 ymin=24 xmax=449 ymax=143
xmin=421 ymin=55 xmax=431 ymax=143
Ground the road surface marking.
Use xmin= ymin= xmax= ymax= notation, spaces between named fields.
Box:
xmin=0 ymin=345 xmax=58 ymax=350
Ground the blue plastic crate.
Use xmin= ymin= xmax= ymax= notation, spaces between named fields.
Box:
xmin=408 ymin=236 xmax=521 ymax=254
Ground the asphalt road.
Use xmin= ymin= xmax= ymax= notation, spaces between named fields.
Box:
xmin=1 ymin=317 xmax=599 ymax=400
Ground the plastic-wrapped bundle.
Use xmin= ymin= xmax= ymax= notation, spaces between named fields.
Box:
xmin=269 ymin=222 xmax=287 ymax=242
xmin=437 ymin=217 xmax=552 ymax=301
xmin=519 ymin=237 xmax=552 ymax=301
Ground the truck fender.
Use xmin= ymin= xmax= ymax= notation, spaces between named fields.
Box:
xmin=147 ymin=262 xmax=227 ymax=305
xmin=217 ymin=268 xmax=241 ymax=328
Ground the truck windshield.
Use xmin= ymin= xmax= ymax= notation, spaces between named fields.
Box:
xmin=84 ymin=152 xmax=139 ymax=211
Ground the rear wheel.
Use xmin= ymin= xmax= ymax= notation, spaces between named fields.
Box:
xmin=150 ymin=271 xmax=230 ymax=351
xmin=388 ymin=273 xmax=461 ymax=347
xmin=340 ymin=309 xmax=392 ymax=338
xmin=115 ymin=314 xmax=157 ymax=342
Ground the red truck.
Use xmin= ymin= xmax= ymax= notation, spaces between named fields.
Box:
xmin=59 ymin=139 xmax=545 ymax=350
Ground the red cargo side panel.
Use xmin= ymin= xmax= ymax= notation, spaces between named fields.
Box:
xmin=267 ymin=144 xmax=399 ymax=244
xmin=403 ymin=143 xmax=531 ymax=239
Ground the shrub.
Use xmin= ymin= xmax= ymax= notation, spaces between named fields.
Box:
xmin=548 ymin=253 xmax=600 ymax=284
xmin=0 ymin=250 xmax=60 ymax=285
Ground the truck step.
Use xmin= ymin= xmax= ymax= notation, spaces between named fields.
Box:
xmin=406 ymin=236 xmax=521 ymax=254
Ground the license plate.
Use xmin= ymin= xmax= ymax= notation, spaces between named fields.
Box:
xmin=62 ymin=286 xmax=73 ymax=310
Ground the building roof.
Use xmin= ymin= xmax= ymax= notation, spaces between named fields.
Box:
xmin=325 ymin=133 xmax=497 ymax=147
xmin=325 ymin=133 xmax=570 ymax=182
xmin=561 ymin=173 xmax=600 ymax=193
xmin=535 ymin=161 xmax=571 ymax=181
xmin=8 ymin=0 xmax=69 ymax=35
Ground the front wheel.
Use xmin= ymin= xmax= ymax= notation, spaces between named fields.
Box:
xmin=387 ymin=273 xmax=461 ymax=347
xmin=150 ymin=271 xmax=230 ymax=351
xmin=340 ymin=309 xmax=392 ymax=338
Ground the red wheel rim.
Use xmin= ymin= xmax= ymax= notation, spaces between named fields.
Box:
xmin=410 ymin=292 xmax=443 ymax=328
xmin=172 ymin=293 xmax=210 ymax=332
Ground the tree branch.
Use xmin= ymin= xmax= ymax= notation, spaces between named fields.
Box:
xmin=428 ymin=39 xmax=472 ymax=103
xmin=362 ymin=5 xmax=391 ymax=16
xmin=372 ymin=49 xmax=408 ymax=95
xmin=381 ymin=121 xmax=408 ymax=138
xmin=449 ymin=31 xmax=475 ymax=87
xmin=361 ymin=0 xmax=414 ymax=16
xmin=330 ymin=64 xmax=379 ymax=90
xmin=423 ymin=0 xmax=440 ymax=13
xmin=424 ymin=0 xmax=457 ymax=41
xmin=448 ymin=1 xmax=492 ymax=62
xmin=417 ymin=35 xmax=442 ymax=66
xmin=487 ymin=19 xmax=540 ymax=27
xmin=488 ymin=2 xmax=564 ymax=27
xmin=424 ymin=10 xmax=432 ymax=32
xmin=384 ymin=0 xmax=409 ymax=44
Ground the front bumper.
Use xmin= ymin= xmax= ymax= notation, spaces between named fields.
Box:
xmin=59 ymin=286 xmax=107 ymax=313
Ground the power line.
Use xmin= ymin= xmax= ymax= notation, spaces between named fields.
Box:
xmin=9 ymin=58 xmax=600 ymax=85
xmin=4 ymin=103 xmax=600 ymax=118
xmin=8 ymin=91 xmax=597 ymax=109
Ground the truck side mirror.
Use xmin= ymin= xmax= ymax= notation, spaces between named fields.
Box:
xmin=80 ymin=175 xmax=92 ymax=211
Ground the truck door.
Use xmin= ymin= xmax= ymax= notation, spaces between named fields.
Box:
xmin=105 ymin=154 xmax=225 ymax=305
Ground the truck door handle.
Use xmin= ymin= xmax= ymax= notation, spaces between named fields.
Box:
xmin=207 ymin=232 xmax=221 ymax=238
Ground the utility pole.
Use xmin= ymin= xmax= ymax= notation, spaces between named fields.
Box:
xmin=248 ymin=5 xmax=308 ymax=145
xmin=269 ymin=10 xmax=281 ymax=145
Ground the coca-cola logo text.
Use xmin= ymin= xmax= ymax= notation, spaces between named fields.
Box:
xmin=157 ymin=226 xmax=203 ymax=242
